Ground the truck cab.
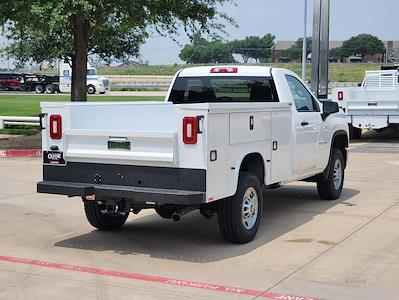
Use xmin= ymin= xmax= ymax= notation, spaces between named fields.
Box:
xmin=59 ymin=62 xmax=110 ymax=94
xmin=37 ymin=66 xmax=348 ymax=243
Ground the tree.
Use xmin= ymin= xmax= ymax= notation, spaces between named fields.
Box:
xmin=341 ymin=34 xmax=385 ymax=60
xmin=179 ymin=37 xmax=234 ymax=64
xmin=231 ymin=34 xmax=275 ymax=63
xmin=0 ymin=0 xmax=233 ymax=101
xmin=329 ymin=47 xmax=344 ymax=62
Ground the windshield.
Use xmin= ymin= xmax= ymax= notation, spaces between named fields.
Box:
xmin=87 ymin=68 xmax=97 ymax=76
xmin=168 ymin=76 xmax=278 ymax=104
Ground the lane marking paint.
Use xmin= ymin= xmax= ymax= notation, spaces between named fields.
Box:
xmin=0 ymin=149 xmax=42 ymax=158
xmin=0 ymin=255 xmax=320 ymax=300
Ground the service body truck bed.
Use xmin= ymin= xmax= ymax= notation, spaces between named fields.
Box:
xmin=332 ymin=69 xmax=399 ymax=139
xmin=38 ymin=66 xmax=349 ymax=243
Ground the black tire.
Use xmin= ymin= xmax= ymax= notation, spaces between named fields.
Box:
xmin=99 ymin=91 xmax=106 ymax=94
xmin=349 ymin=124 xmax=362 ymax=139
xmin=155 ymin=206 xmax=174 ymax=219
xmin=317 ymin=148 xmax=345 ymax=200
xmin=35 ymin=84 xmax=44 ymax=94
xmin=87 ymin=85 xmax=96 ymax=94
xmin=45 ymin=84 xmax=55 ymax=94
xmin=217 ymin=172 xmax=263 ymax=244
xmin=84 ymin=201 xmax=128 ymax=230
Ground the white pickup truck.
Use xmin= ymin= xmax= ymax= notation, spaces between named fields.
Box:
xmin=37 ymin=66 xmax=349 ymax=243
xmin=332 ymin=69 xmax=399 ymax=139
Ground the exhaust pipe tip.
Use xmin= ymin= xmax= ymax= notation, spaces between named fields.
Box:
xmin=171 ymin=213 xmax=181 ymax=222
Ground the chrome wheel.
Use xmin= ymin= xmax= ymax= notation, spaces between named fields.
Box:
xmin=242 ymin=187 xmax=259 ymax=230
xmin=333 ymin=159 xmax=343 ymax=190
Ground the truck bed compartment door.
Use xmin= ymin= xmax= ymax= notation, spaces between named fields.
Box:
xmin=271 ymin=110 xmax=293 ymax=182
xmin=229 ymin=112 xmax=271 ymax=144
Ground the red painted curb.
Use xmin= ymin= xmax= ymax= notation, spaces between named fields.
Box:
xmin=0 ymin=149 xmax=42 ymax=158
xmin=0 ymin=255 xmax=320 ymax=300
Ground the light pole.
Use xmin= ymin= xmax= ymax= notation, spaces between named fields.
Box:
xmin=302 ymin=0 xmax=308 ymax=81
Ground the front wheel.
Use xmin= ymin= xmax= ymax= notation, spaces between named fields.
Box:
xmin=87 ymin=85 xmax=96 ymax=94
xmin=317 ymin=148 xmax=345 ymax=200
xmin=84 ymin=201 xmax=129 ymax=230
xmin=218 ymin=172 xmax=263 ymax=244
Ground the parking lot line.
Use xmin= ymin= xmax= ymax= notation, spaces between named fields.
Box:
xmin=0 ymin=255 xmax=320 ymax=300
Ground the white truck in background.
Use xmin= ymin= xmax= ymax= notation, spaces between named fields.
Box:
xmin=59 ymin=62 xmax=110 ymax=94
xmin=37 ymin=66 xmax=349 ymax=244
xmin=332 ymin=68 xmax=399 ymax=139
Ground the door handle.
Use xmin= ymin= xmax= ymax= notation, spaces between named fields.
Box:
xmin=301 ymin=121 xmax=309 ymax=126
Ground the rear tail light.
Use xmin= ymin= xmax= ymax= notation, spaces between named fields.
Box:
xmin=49 ymin=114 xmax=62 ymax=139
xmin=183 ymin=117 xmax=197 ymax=144
xmin=338 ymin=91 xmax=344 ymax=101
xmin=210 ymin=67 xmax=238 ymax=73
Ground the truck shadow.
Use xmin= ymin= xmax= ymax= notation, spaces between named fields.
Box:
xmin=55 ymin=185 xmax=359 ymax=263
xmin=350 ymin=129 xmax=399 ymax=153
xmin=351 ymin=128 xmax=399 ymax=144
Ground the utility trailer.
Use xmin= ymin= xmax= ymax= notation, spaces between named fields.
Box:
xmin=332 ymin=69 xmax=399 ymax=139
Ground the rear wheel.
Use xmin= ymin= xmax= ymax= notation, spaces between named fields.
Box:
xmin=218 ymin=172 xmax=263 ymax=244
xmin=84 ymin=200 xmax=128 ymax=230
xmin=45 ymin=84 xmax=55 ymax=94
xmin=317 ymin=148 xmax=345 ymax=200
xmin=35 ymin=84 xmax=44 ymax=94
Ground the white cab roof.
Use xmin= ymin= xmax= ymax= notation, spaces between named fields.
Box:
xmin=178 ymin=66 xmax=272 ymax=77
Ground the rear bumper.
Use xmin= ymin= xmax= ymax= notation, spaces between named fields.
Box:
xmin=37 ymin=181 xmax=206 ymax=205
xmin=37 ymin=162 xmax=207 ymax=205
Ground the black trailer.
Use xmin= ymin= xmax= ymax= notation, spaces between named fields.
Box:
xmin=23 ymin=74 xmax=60 ymax=93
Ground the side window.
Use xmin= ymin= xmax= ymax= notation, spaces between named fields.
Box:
xmin=285 ymin=75 xmax=319 ymax=112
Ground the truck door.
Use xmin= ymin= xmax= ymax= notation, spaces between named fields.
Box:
xmin=285 ymin=75 xmax=322 ymax=174
xmin=59 ymin=62 xmax=72 ymax=93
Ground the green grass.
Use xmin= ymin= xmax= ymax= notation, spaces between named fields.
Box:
xmin=0 ymin=128 xmax=40 ymax=135
xmin=9 ymin=63 xmax=382 ymax=83
xmin=98 ymin=65 xmax=182 ymax=76
xmin=97 ymin=63 xmax=382 ymax=83
xmin=0 ymin=95 xmax=164 ymax=117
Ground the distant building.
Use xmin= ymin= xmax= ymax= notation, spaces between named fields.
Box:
xmin=117 ymin=61 xmax=143 ymax=68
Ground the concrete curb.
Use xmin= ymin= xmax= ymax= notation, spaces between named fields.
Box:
xmin=0 ymin=149 xmax=42 ymax=158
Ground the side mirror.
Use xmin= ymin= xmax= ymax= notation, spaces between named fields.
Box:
xmin=321 ymin=101 xmax=339 ymax=120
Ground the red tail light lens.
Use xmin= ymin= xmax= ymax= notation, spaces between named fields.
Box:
xmin=338 ymin=91 xmax=344 ymax=101
xmin=183 ymin=117 xmax=197 ymax=144
xmin=49 ymin=114 xmax=62 ymax=139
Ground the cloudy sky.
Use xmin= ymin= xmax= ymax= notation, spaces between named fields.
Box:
xmin=1 ymin=0 xmax=398 ymax=67
xmin=140 ymin=0 xmax=399 ymax=64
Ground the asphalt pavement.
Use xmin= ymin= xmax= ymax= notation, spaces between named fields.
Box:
xmin=0 ymin=133 xmax=398 ymax=300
